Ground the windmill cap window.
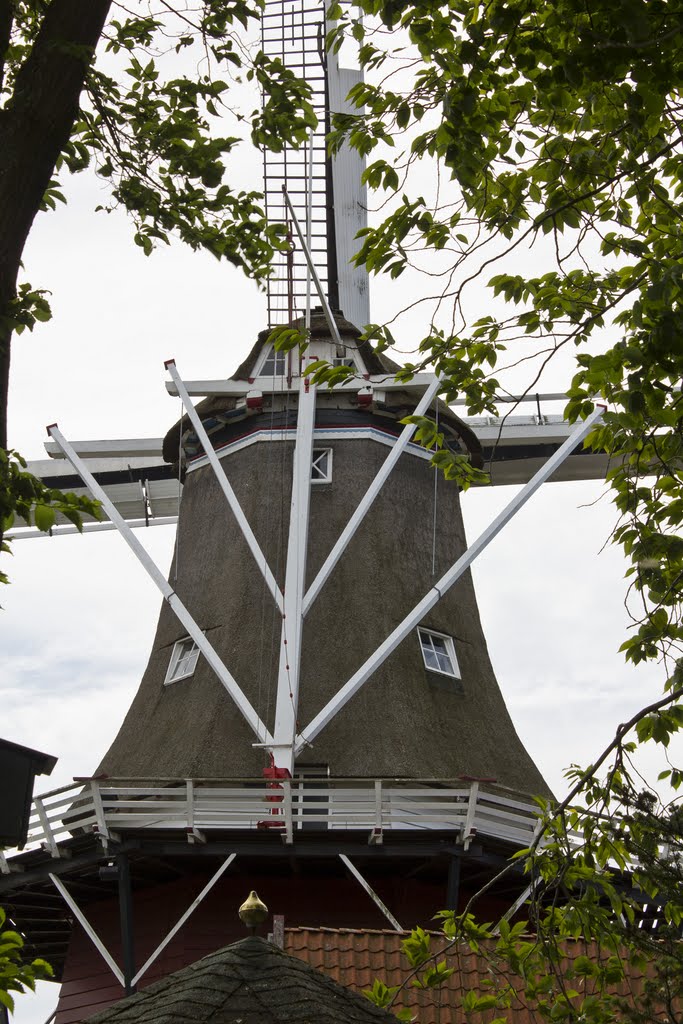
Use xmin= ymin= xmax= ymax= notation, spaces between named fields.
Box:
xmin=165 ymin=637 xmax=200 ymax=685
xmin=418 ymin=628 xmax=461 ymax=679
xmin=258 ymin=347 xmax=288 ymax=377
xmin=332 ymin=356 xmax=357 ymax=371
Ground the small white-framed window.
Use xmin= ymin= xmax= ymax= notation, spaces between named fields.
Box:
xmin=418 ymin=628 xmax=460 ymax=679
xmin=258 ymin=346 xmax=287 ymax=377
xmin=332 ymin=356 xmax=357 ymax=372
xmin=165 ymin=637 xmax=200 ymax=685
xmin=311 ymin=448 xmax=333 ymax=483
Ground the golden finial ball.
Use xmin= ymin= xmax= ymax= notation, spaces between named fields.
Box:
xmin=238 ymin=890 xmax=268 ymax=930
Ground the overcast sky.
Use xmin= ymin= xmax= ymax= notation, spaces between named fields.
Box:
xmin=3 ymin=82 xmax=680 ymax=1024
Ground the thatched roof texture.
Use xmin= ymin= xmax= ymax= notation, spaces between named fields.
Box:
xmin=85 ymin=936 xmax=398 ymax=1024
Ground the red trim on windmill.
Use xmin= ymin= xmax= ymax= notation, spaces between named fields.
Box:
xmin=257 ymin=754 xmax=291 ymax=830
xmin=246 ymin=391 xmax=264 ymax=410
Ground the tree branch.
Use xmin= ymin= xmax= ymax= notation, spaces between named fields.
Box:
xmin=0 ymin=0 xmax=14 ymax=95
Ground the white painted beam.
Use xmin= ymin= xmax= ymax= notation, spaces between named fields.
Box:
xmin=339 ymin=854 xmax=403 ymax=931
xmin=165 ymin=379 xmax=264 ymax=397
xmin=452 ymin=392 xmax=568 ymax=407
xmin=473 ymin=416 xmax=573 ymax=444
xmin=47 ymin=425 xmax=273 ymax=746
xmin=166 ymin=361 xmax=284 ymax=614
xmin=303 ymin=374 xmax=443 ymax=615
xmin=328 ymin=59 xmax=370 ymax=331
xmin=50 ymin=873 xmax=124 ymax=986
xmin=272 ymin=376 xmax=317 ymax=772
xmin=164 ymin=373 xmax=438 ymax=397
xmin=6 ymin=517 xmax=178 ymax=540
xmin=296 ymin=406 xmax=605 ymax=752
xmin=132 ymin=854 xmax=237 ymax=985
xmin=44 ymin=438 xmax=164 ymax=459
xmin=305 ymin=128 xmax=314 ymax=329
xmin=30 ymin=455 xmax=167 ymax=478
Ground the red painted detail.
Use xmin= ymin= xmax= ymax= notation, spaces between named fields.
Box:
xmin=246 ymin=395 xmax=263 ymax=410
xmin=164 ymin=359 xmax=176 ymax=369
xmin=46 ymin=423 xmax=58 ymax=433
xmin=356 ymin=392 xmax=372 ymax=408
xmin=248 ymin=377 xmax=255 ymax=383
xmin=260 ymin=755 xmax=291 ymax=824
xmin=263 ymin=756 xmax=291 ymax=782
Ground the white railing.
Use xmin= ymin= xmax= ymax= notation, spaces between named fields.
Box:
xmin=0 ymin=778 xmax=541 ymax=868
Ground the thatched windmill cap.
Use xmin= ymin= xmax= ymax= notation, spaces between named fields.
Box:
xmin=232 ymin=308 xmax=402 ymax=381
xmin=84 ymin=936 xmax=399 ymax=1023
xmin=162 ymin=308 xmax=482 ymax=467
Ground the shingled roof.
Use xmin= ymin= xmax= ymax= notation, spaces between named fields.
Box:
xmin=85 ymin=936 xmax=399 ymax=1024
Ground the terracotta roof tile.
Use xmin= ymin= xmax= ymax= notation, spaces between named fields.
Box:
xmin=283 ymin=928 xmax=653 ymax=1024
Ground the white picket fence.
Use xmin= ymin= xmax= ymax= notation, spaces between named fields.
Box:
xmin=0 ymin=777 xmax=541 ymax=869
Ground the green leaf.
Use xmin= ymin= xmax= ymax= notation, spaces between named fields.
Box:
xmin=33 ymin=504 xmax=56 ymax=533
xmin=0 ymin=990 xmax=14 ymax=1013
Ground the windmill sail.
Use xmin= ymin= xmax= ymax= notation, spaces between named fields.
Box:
xmin=261 ymin=0 xmax=369 ymax=328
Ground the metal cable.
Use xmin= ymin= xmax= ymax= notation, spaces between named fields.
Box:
xmin=264 ymin=374 xmax=291 ymax=749
xmin=431 ymin=399 xmax=440 ymax=576
xmin=255 ymin=385 xmax=280 ymax=748
xmin=173 ymin=398 xmax=182 ymax=582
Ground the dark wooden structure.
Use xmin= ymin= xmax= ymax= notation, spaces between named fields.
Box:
xmin=0 ymin=738 xmax=56 ymax=847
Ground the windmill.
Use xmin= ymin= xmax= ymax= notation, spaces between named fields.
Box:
xmin=0 ymin=2 xmax=609 ymax=1022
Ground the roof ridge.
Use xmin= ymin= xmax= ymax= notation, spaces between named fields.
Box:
xmin=284 ymin=928 xmax=611 ymax=944
xmin=284 ymin=926 xmax=416 ymax=936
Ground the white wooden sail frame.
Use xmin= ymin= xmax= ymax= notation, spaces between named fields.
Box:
xmin=47 ymin=394 xmax=604 ymax=772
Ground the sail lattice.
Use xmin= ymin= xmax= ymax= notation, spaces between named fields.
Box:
xmin=261 ymin=0 xmax=331 ymax=327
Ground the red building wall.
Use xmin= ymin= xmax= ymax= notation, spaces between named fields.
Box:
xmin=55 ymin=868 xmax=464 ymax=1022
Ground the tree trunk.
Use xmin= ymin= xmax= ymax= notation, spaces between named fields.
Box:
xmin=0 ymin=1 xmax=14 ymax=94
xmin=0 ymin=0 xmax=113 ymax=453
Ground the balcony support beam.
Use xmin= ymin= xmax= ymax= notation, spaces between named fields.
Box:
xmin=339 ymin=854 xmax=403 ymax=932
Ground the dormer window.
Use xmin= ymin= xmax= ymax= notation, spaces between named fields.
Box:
xmin=165 ymin=637 xmax=200 ymax=685
xmin=417 ymin=628 xmax=460 ymax=679
xmin=333 ymin=357 xmax=357 ymax=372
xmin=259 ymin=347 xmax=287 ymax=377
